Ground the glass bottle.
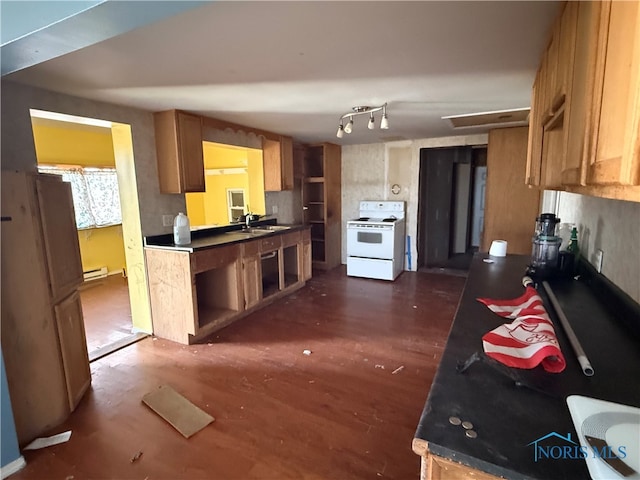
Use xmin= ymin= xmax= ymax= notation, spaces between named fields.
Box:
xmin=567 ymin=227 xmax=579 ymax=256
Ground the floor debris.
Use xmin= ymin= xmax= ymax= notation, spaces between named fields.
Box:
xmin=142 ymin=385 xmax=214 ymax=438
xmin=375 ymin=364 xmax=385 ymax=369
xmin=392 ymin=365 xmax=405 ymax=375
xmin=24 ymin=431 xmax=72 ymax=450
xmin=130 ymin=450 xmax=143 ymax=463
xmin=303 ymin=349 xmax=312 ymax=355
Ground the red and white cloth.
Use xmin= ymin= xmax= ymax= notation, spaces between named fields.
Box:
xmin=477 ymin=286 xmax=566 ymax=373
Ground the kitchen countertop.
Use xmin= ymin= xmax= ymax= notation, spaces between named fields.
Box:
xmin=144 ymin=219 xmax=308 ymax=253
xmin=414 ymin=253 xmax=640 ymax=479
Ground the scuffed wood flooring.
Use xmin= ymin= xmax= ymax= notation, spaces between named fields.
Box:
xmin=13 ymin=267 xmax=465 ymax=480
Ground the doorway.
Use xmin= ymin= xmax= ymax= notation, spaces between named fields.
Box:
xmin=417 ymin=146 xmax=487 ymax=272
xmin=30 ymin=111 xmax=149 ymax=360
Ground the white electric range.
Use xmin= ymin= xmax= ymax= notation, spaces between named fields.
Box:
xmin=346 ymin=201 xmax=406 ymax=281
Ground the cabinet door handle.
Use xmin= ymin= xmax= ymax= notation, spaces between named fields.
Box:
xmin=303 ymin=206 xmax=309 ymax=210
xmin=261 ymin=251 xmax=277 ymax=260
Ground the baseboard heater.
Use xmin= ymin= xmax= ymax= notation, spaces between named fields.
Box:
xmin=83 ymin=266 xmax=108 ymax=282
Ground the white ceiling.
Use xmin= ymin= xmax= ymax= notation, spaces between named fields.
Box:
xmin=4 ymin=1 xmax=561 ymax=145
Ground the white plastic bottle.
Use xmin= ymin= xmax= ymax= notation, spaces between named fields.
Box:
xmin=173 ymin=212 xmax=191 ymax=245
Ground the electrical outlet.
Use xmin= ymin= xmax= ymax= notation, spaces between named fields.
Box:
xmin=162 ymin=214 xmax=174 ymax=227
xmin=595 ymin=249 xmax=603 ymax=273
xmin=272 ymin=205 xmax=278 ymax=214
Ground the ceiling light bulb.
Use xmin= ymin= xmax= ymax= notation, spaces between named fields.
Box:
xmin=344 ymin=117 xmax=354 ymax=134
xmin=380 ymin=114 xmax=389 ymax=130
xmin=336 ymin=124 xmax=344 ymax=138
xmin=368 ymin=114 xmax=375 ymax=130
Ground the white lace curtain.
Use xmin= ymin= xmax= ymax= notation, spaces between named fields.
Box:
xmin=38 ymin=166 xmax=122 ymax=230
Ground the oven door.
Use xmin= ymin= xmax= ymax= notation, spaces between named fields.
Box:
xmin=347 ymin=224 xmax=394 ymax=259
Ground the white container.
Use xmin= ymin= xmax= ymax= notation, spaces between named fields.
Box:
xmin=489 ymin=239 xmax=508 ymax=257
xmin=173 ymin=212 xmax=191 ymax=245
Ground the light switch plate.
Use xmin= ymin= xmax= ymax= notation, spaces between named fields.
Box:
xmin=162 ymin=214 xmax=174 ymax=227
xmin=595 ymin=249 xmax=603 ymax=273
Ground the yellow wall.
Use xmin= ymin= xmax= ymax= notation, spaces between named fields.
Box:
xmin=31 ymin=121 xmax=127 ymax=274
xmin=32 ymin=121 xmax=116 ymax=166
xmin=186 ymin=142 xmax=265 ymax=226
xmin=77 ymin=225 xmax=126 ymax=273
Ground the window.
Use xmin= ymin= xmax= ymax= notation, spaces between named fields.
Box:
xmin=37 ymin=165 xmax=122 ymax=230
xmin=227 ymin=189 xmax=245 ymax=223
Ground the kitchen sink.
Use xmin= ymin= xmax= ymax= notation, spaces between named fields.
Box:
xmin=252 ymin=225 xmax=291 ymax=231
xmin=224 ymin=228 xmax=272 ymax=238
xmin=223 ymin=225 xmax=291 ymax=240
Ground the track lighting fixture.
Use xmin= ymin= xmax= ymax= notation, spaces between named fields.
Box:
xmin=344 ymin=116 xmax=354 ymax=134
xmin=367 ymin=113 xmax=375 ymax=130
xmin=336 ymin=103 xmax=388 ymax=137
xmin=380 ymin=107 xmax=389 ymax=130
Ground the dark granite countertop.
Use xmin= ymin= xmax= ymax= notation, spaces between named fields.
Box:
xmin=414 ymin=253 xmax=640 ymax=479
xmin=144 ymin=218 xmax=308 ymax=253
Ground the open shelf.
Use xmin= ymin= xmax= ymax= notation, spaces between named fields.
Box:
xmin=305 ymin=146 xmax=325 ymax=177
xmin=311 ymin=240 xmax=326 ymax=262
xmin=301 ymin=143 xmax=340 ymax=270
xmin=197 ymin=306 xmax=237 ymax=330
xmin=304 ymin=182 xmax=325 ymax=203
xmin=261 ymin=251 xmax=280 ymax=299
xmin=195 ymin=263 xmax=240 ymax=330
xmin=282 ymin=244 xmax=300 ymax=288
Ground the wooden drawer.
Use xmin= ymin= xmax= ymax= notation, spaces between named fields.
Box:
xmin=192 ymin=244 xmax=239 ymax=274
xmin=259 ymin=235 xmax=282 ymax=253
xmin=242 ymin=238 xmax=261 ymax=257
xmin=281 ymin=230 xmax=301 ymax=248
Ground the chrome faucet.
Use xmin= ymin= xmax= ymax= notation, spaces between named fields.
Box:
xmin=245 ymin=205 xmax=252 ymax=228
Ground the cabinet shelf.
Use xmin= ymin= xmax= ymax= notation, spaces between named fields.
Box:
xmin=304 ymin=177 xmax=325 ymax=183
xmin=198 ymin=306 xmax=238 ymax=330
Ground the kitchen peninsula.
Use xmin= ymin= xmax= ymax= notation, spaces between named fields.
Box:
xmin=144 ymin=221 xmax=311 ymax=344
xmin=413 ymin=254 xmax=640 ymax=479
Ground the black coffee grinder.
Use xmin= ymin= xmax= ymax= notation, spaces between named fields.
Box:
xmin=526 ymin=213 xmax=562 ymax=280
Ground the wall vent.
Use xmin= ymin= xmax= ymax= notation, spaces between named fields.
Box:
xmin=442 ymin=108 xmax=530 ymax=129
xmin=83 ymin=266 xmax=108 ymax=281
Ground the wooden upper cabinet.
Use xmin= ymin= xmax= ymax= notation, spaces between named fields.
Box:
xmin=154 ymin=110 xmax=205 ymax=193
xmin=534 ymin=2 xmax=579 ymax=189
xmin=526 ymin=68 xmax=544 ymax=186
xmin=263 ymin=135 xmax=294 ymax=191
xmin=563 ymin=0 xmax=599 ymax=186
xmin=527 ymin=0 xmax=640 ymax=201
xmin=588 ymin=0 xmax=640 ymax=187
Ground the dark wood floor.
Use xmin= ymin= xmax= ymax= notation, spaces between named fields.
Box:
xmin=80 ymin=275 xmax=133 ymax=354
xmin=14 ymin=267 xmax=465 ymax=480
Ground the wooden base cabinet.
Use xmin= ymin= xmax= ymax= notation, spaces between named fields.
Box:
xmin=413 ymin=440 xmax=503 ymax=480
xmin=1 ymin=171 xmax=90 ymax=445
xmin=146 ymin=228 xmax=311 ymax=345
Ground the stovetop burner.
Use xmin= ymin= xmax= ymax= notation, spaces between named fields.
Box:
xmin=356 ymin=217 xmax=370 ymax=221
xmin=382 ymin=218 xmax=397 ymax=222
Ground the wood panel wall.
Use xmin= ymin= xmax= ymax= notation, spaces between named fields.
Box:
xmin=482 ymin=127 xmax=541 ymax=255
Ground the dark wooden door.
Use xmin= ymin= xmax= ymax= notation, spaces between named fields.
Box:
xmin=419 ymin=149 xmax=454 ymax=267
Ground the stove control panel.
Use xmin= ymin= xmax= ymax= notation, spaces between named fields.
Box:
xmin=359 ymin=201 xmax=404 ymax=213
